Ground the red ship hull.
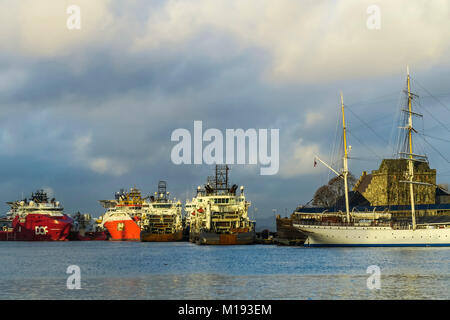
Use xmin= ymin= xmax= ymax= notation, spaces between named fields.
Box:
xmin=103 ymin=219 xmax=141 ymax=241
xmin=0 ymin=214 xmax=73 ymax=241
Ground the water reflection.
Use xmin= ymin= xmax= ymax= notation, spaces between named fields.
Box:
xmin=0 ymin=243 xmax=448 ymax=299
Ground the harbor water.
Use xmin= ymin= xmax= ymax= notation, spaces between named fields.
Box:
xmin=0 ymin=242 xmax=448 ymax=300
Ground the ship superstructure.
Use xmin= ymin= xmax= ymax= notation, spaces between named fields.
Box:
xmin=99 ymin=187 xmax=144 ymax=241
xmin=0 ymin=190 xmax=73 ymax=241
xmin=69 ymin=212 xmax=108 ymax=240
xmin=140 ymin=181 xmax=183 ymax=241
xmin=183 ymin=199 xmax=197 ymax=240
xmin=189 ymin=165 xmax=255 ymax=245
xmin=293 ymin=68 xmax=450 ymax=246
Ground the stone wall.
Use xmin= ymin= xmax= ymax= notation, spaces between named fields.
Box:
xmin=358 ymin=159 xmax=436 ymax=206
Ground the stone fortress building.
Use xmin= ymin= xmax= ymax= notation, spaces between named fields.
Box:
xmin=352 ymin=158 xmax=450 ymax=223
xmin=354 ymin=159 xmax=437 ymax=206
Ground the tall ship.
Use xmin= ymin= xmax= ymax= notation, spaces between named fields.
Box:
xmin=293 ymin=68 xmax=450 ymax=246
xmin=68 ymin=212 xmax=108 ymax=241
xmin=0 ymin=190 xmax=73 ymax=241
xmin=140 ymin=181 xmax=183 ymax=241
xmin=189 ymin=165 xmax=256 ymax=245
xmin=99 ymin=187 xmax=143 ymax=241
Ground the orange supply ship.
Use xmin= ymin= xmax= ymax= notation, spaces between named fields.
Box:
xmin=140 ymin=181 xmax=183 ymax=242
xmin=99 ymin=188 xmax=143 ymax=241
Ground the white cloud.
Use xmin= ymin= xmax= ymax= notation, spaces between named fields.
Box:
xmin=72 ymin=133 xmax=129 ymax=176
xmin=0 ymin=68 xmax=29 ymax=94
xmin=305 ymin=111 xmax=325 ymax=128
xmin=0 ymin=0 xmax=114 ymax=57
xmin=2 ymin=1 xmax=450 ymax=83
xmin=279 ymin=138 xmax=322 ymax=177
xmin=42 ymin=186 xmax=55 ymax=198
xmin=89 ymin=157 xmax=128 ymax=176
xmin=133 ymin=0 xmax=450 ymax=83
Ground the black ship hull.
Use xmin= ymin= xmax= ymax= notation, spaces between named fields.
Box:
xmin=275 ymin=215 xmax=307 ymax=246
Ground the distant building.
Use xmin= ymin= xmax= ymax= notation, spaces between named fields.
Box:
xmin=354 ymin=159 xmax=437 ymax=206
xmin=436 ymin=185 xmax=450 ymax=204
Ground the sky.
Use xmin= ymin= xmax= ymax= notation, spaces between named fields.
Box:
xmin=1 ymin=0 xmax=450 ymax=229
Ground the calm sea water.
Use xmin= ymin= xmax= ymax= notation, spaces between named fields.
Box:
xmin=0 ymin=242 xmax=448 ymax=300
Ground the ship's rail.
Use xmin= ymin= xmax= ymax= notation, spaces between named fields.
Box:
xmin=296 ymin=203 xmax=450 ymax=214
xmin=294 ymin=220 xmax=450 ymax=230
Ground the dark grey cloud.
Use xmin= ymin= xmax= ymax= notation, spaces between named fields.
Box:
xmin=1 ymin=1 xmax=450 ymax=231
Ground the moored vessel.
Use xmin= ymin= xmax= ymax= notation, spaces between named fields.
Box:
xmin=99 ymin=188 xmax=143 ymax=241
xmin=182 ymin=199 xmax=194 ymax=240
xmin=293 ymin=68 xmax=450 ymax=246
xmin=189 ymin=165 xmax=256 ymax=245
xmin=68 ymin=212 xmax=108 ymax=241
xmin=275 ymin=214 xmax=307 ymax=245
xmin=140 ymin=181 xmax=183 ymax=242
xmin=0 ymin=190 xmax=73 ymax=241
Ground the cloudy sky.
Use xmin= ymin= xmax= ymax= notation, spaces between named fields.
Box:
xmin=1 ymin=0 xmax=450 ymax=229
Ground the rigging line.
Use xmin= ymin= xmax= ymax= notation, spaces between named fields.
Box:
xmin=426 ymin=122 xmax=450 ymax=132
xmin=421 ymin=93 xmax=450 ymax=99
xmin=351 ymin=118 xmax=396 ymax=132
xmin=390 ymin=90 xmax=405 ymax=157
xmin=417 ymin=134 xmax=450 ymax=163
xmin=345 ymin=98 xmax=398 ymax=109
xmin=412 ymin=77 xmax=450 ymax=113
xmin=347 ymin=131 xmax=384 ymax=161
xmin=348 ymin=157 xmax=379 ymax=162
xmin=331 ymin=105 xmax=344 ymax=178
xmin=349 ymin=112 xmax=396 ymax=131
xmin=344 ymin=91 xmax=400 ymax=108
xmin=419 ymin=133 xmax=450 ymax=143
xmin=415 ymin=99 xmax=450 ymax=134
xmin=345 ymin=107 xmax=389 ymax=145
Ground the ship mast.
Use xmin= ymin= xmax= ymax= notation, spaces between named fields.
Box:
xmin=406 ymin=66 xmax=417 ymax=230
xmin=341 ymin=93 xmax=351 ymax=223
xmin=313 ymin=93 xmax=351 ymax=223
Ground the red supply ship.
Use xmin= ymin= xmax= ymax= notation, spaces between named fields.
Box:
xmin=68 ymin=212 xmax=108 ymax=241
xmin=98 ymin=188 xmax=143 ymax=241
xmin=0 ymin=190 xmax=73 ymax=241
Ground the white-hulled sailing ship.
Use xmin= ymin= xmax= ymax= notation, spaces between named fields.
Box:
xmin=294 ymin=68 xmax=450 ymax=246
